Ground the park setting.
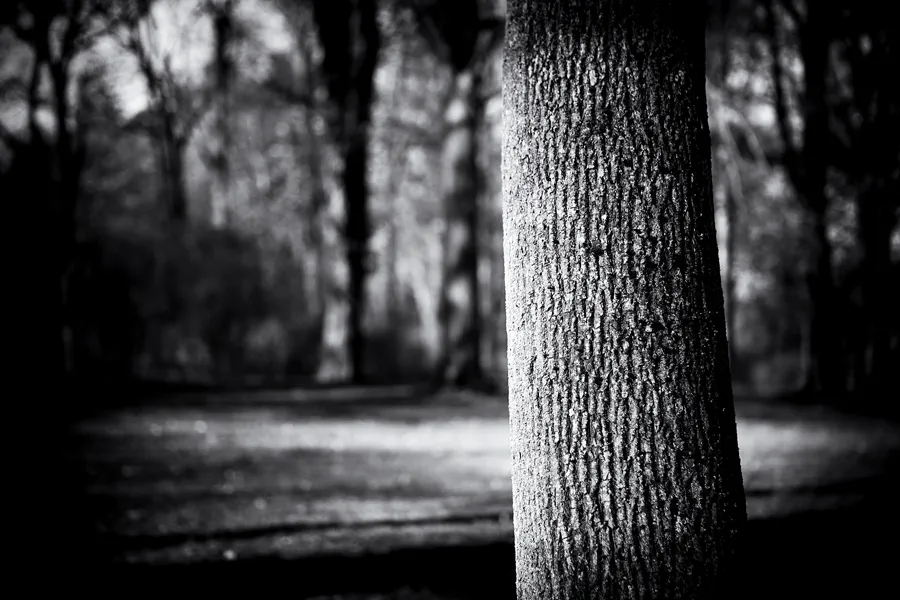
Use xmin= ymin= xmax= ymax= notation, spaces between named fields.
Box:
xmin=2 ymin=0 xmax=897 ymax=597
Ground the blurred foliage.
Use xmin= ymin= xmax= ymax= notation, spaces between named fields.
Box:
xmin=0 ymin=0 xmax=896 ymax=403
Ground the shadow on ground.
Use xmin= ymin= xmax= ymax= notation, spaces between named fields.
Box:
xmin=68 ymin=493 xmax=896 ymax=599
xmin=53 ymin=385 xmax=897 ymax=597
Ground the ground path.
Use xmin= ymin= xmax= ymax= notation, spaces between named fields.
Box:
xmin=71 ymin=386 xmax=899 ymax=596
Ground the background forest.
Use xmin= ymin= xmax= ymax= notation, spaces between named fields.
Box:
xmin=1 ymin=0 xmax=897 ymax=410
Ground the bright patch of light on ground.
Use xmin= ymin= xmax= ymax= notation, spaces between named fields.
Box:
xmin=75 ymin=392 xmax=899 ymax=564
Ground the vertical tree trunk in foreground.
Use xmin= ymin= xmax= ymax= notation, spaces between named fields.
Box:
xmin=503 ymin=1 xmax=747 ymax=598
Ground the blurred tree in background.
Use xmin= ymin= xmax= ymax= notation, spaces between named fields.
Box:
xmin=1 ymin=0 xmax=896 ymax=412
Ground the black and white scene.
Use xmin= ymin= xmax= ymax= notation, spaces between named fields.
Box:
xmin=2 ymin=0 xmax=898 ymax=597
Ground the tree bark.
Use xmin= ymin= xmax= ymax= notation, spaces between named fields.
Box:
xmin=437 ymin=69 xmax=484 ymax=387
xmin=503 ymin=1 xmax=747 ymax=598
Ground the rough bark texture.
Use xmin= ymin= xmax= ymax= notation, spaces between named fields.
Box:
xmin=503 ymin=1 xmax=747 ymax=598
xmin=438 ymin=69 xmax=484 ymax=386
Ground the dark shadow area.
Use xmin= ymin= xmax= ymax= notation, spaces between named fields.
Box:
xmin=67 ymin=494 xmax=896 ymax=598
xmin=92 ymin=514 xmax=508 ymax=555
xmin=69 ymin=382 xmax=508 ymax=423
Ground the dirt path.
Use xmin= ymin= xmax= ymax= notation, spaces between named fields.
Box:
xmin=69 ymin=388 xmax=899 ymax=572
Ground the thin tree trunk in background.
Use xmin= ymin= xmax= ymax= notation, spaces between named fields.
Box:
xmin=344 ymin=131 xmax=372 ymax=384
xmin=311 ymin=0 xmax=380 ymax=384
xmin=805 ymin=216 xmax=840 ymax=395
xmin=845 ymin=8 xmax=900 ymax=399
xmin=311 ymin=135 xmax=351 ymax=382
xmin=718 ymin=0 xmax=738 ymax=372
xmin=387 ymin=178 xmax=401 ymax=324
xmin=10 ymin=11 xmax=94 ymax=562
xmin=161 ymin=113 xmax=188 ymax=222
xmin=437 ymin=69 xmax=483 ymax=387
xmin=858 ymin=192 xmax=898 ymax=395
xmin=503 ymin=1 xmax=746 ymax=597
xmin=765 ymin=0 xmax=842 ymax=397
xmin=724 ymin=189 xmax=738 ymax=370
xmin=210 ymin=0 xmax=234 ymax=228
xmin=347 ymin=0 xmax=380 ymax=385
xmin=48 ymin=57 xmax=81 ymax=375
xmin=293 ymin=120 xmax=325 ymax=318
xmin=384 ymin=50 xmax=410 ymax=338
xmin=315 ymin=186 xmax=352 ymax=382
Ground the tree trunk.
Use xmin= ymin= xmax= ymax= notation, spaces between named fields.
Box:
xmin=311 ymin=0 xmax=380 ymax=384
xmin=796 ymin=4 xmax=842 ymax=397
xmin=297 ymin=116 xmax=351 ymax=383
xmin=857 ymin=190 xmax=898 ymax=396
xmin=503 ymin=1 xmax=747 ymax=598
xmin=804 ymin=214 xmax=842 ymax=396
xmin=49 ymin=60 xmax=83 ymax=375
xmin=764 ymin=0 xmax=844 ymax=398
xmin=437 ymin=69 xmax=483 ymax=387
xmin=717 ymin=4 xmax=737 ymax=374
xmin=162 ymin=114 xmax=188 ymax=222
xmin=314 ymin=178 xmax=352 ymax=382
xmin=210 ymin=0 xmax=234 ymax=229
xmin=723 ymin=188 xmax=738 ymax=373
xmin=344 ymin=133 xmax=371 ymax=384
xmin=843 ymin=7 xmax=900 ymax=401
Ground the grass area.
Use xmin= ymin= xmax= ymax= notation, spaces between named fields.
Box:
xmin=64 ymin=387 xmax=899 ymax=597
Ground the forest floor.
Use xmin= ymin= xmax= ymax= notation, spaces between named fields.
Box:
xmin=67 ymin=386 xmax=899 ymax=598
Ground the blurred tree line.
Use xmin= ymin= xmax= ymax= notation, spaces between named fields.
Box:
xmin=0 ymin=0 xmax=896 ymax=407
